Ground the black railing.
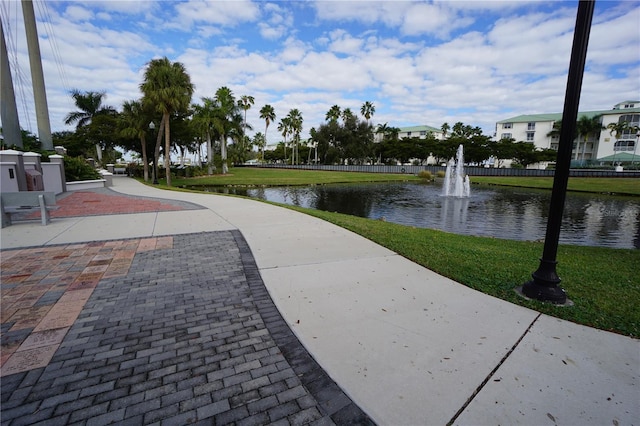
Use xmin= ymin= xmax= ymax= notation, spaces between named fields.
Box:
xmin=247 ymin=163 xmax=640 ymax=178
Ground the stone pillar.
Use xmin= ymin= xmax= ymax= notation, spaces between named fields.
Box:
xmin=0 ymin=150 xmax=27 ymax=191
xmin=47 ymin=154 xmax=67 ymax=193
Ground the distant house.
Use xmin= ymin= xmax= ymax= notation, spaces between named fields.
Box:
xmin=397 ymin=125 xmax=444 ymax=140
xmin=495 ymin=100 xmax=640 ymax=163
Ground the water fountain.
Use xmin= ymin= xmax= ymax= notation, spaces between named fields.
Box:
xmin=442 ymin=144 xmax=471 ymax=197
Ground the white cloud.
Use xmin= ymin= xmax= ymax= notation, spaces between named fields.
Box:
xmin=401 ymin=3 xmax=472 ymax=38
xmin=174 ymin=0 xmax=260 ymax=28
xmin=63 ymin=5 xmax=94 ymax=21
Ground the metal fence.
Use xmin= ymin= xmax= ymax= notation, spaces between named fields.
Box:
xmin=250 ymin=164 xmax=640 ymax=178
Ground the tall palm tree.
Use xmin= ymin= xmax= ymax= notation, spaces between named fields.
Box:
xmin=120 ymin=99 xmax=151 ymax=181
xmin=214 ymin=86 xmax=240 ymax=174
xmin=278 ymin=117 xmax=292 ymax=163
xmin=287 ymin=109 xmax=303 ymax=165
xmin=140 ymin=57 xmax=194 ymax=186
xmin=238 ymin=95 xmax=255 ymax=139
xmin=192 ymin=97 xmax=219 ymax=174
xmin=342 ymin=108 xmax=354 ymax=123
xmin=259 ymin=104 xmax=276 ymax=162
xmin=575 ymin=115 xmax=603 ymax=163
xmin=441 ymin=122 xmax=450 ymax=139
xmin=326 ymin=105 xmax=341 ymax=123
xmin=64 ymin=89 xmax=116 ymax=163
xmin=360 ymin=101 xmax=375 ymax=125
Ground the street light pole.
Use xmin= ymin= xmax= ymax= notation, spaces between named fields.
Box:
xmin=149 ymin=121 xmax=159 ymax=184
xmin=521 ymin=0 xmax=595 ymax=304
xmin=634 ymin=130 xmax=640 ymax=167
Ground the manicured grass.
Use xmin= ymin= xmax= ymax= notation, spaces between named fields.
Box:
xmin=471 ymin=176 xmax=640 ymax=196
xmin=286 ymin=206 xmax=640 ymax=338
xmin=171 ymin=167 xmax=420 ymax=187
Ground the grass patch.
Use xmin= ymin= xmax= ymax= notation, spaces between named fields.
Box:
xmin=282 ymin=206 xmax=640 ymax=338
xmin=471 ymin=176 xmax=640 ymax=196
xmin=171 ymin=167 xmax=420 ymax=187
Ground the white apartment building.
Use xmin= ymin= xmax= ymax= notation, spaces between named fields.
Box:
xmin=495 ymin=100 xmax=640 ymax=163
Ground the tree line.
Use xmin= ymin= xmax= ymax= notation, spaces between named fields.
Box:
xmin=5 ymin=56 xmax=607 ymax=186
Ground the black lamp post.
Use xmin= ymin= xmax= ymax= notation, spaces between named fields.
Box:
xmin=149 ymin=121 xmax=159 ymax=185
xmin=521 ymin=0 xmax=595 ymax=304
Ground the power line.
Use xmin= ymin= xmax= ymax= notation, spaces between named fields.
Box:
xmin=36 ymin=0 xmax=70 ymax=92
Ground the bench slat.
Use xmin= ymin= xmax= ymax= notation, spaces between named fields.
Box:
xmin=1 ymin=191 xmax=57 ymax=227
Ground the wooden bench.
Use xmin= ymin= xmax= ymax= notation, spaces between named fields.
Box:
xmin=1 ymin=191 xmax=58 ymax=228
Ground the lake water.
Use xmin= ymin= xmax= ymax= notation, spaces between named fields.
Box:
xmin=197 ymin=182 xmax=640 ymax=249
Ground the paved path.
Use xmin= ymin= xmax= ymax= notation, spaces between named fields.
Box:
xmin=1 ymin=177 xmax=639 ymax=425
xmin=1 ymin=188 xmax=371 ymax=425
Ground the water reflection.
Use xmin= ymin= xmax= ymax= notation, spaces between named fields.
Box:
xmin=195 ymin=182 xmax=639 ymax=249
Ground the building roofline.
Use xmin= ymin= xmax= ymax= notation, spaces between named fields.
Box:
xmin=497 ymin=106 xmax=640 ymax=123
xmin=398 ymin=125 xmax=441 ymax=133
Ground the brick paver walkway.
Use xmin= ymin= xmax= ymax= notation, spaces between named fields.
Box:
xmin=20 ymin=188 xmax=203 ymax=221
xmin=1 ymin=231 xmax=373 ymax=425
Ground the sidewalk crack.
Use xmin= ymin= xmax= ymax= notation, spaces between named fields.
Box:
xmin=446 ymin=312 xmax=542 ymax=426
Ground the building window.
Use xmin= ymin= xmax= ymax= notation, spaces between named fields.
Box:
xmin=526 ymin=132 xmax=535 ymax=141
xmin=406 ymin=131 xmax=412 ymax=136
xmin=527 ymin=122 xmax=536 ymax=131
xmin=503 ymin=123 xmax=512 ymax=129
xmin=500 ymin=133 xmax=512 ymax=140
xmin=419 ymin=131 xmax=426 ymax=136
xmin=614 ymin=140 xmax=636 ymax=151
xmin=624 ymin=104 xmax=635 ymax=108
xmin=617 ymin=114 xmax=640 ymax=139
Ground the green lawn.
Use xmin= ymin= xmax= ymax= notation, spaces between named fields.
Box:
xmin=171 ymin=167 xmax=420 ymax=187
xmin=471 ymin=176 xmax=640 ymax=196
xmin=155 ymin=169 xmax=640 ymax=337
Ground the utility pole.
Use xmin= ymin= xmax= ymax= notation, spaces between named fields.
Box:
xmin=0 ymin=20 xmax=22 ymax=148
xmin=22 ymin=0 xmax=53 ymax=150
xmin=521 ymin=0 xmax=595 ymax=304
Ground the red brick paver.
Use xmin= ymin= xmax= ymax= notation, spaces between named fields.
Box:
xmin=0 ymin=237 xmax=173 ymax=376
xmin=26 ymin=190 xmax=185 ymax=219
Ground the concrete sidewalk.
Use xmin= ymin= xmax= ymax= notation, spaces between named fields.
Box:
xmin=2 ymin=176 xmax=638 ymax=425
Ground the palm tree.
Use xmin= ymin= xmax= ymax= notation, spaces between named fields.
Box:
xmin=342 ymin=107 xmax=354 ymax=123
xmin=259 ymin=104 xmax=276 ymax=162
xmin=441 ymin=122 xmax=450 ymax=139
xmin=238 ymin=95 xmax=255 ymax=139
xmin=575 ymin=115 xmax=603 ymax=163
xmin=287 ymin=109 xmax=303 ymax=165
xmin=326 ymin=105 xmax=341 ymax=123
xmin=278 ymin=117 xmax=292 ymax=163
xmin=252 ymin=132 xmax=266 ymax=160
xmin=120 ymin=99 xmax=150 ymax=181
xmin=64 ymin=89 xmax=116 ymax=163
xmin=140 ymin=57 xmax=194 ymax=186
xmin=214 ymin=86 xmax=240 ymax=174
xmin=607 ymin=120 xmax=629 ymax=140
xmin=192 ymin=97 xmax=219 ymax=174
xmin=360 ymin=101 xmax=375 ymax=125
xmin=547 ymin=120 xmax=562 ymax=138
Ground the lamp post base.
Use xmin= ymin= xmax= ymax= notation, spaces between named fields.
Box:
xmin=520 ymin=258 xmax=568 ymax=305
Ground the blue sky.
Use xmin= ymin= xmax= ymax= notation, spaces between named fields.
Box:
xmin=3 ymin=0 xmax=639 ymax=146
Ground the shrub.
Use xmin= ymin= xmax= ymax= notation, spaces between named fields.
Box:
xmin=436 ymin=170 xmax=446 ymax=178
xmin=64 ymin=156 xmax=100 ymax=182
xmin=417 ymin=170 xmax=433 ymax=180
